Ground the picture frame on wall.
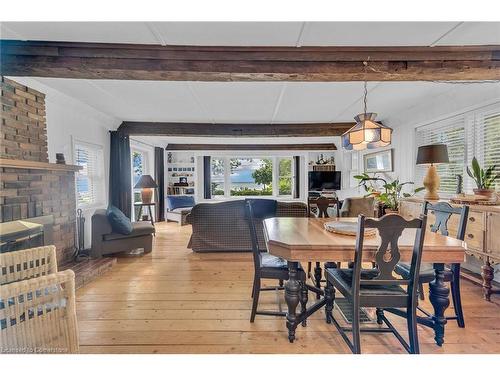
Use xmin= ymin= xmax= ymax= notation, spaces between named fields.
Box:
xmin=363 ymin=149 xmax=393 ymax=173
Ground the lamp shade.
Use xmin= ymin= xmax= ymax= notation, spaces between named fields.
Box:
xmin=341 ymin=113 xmax=392 ymax=151
xmin=134 ymin=174 xmax=158 ymax=189
xmin=416 ymin=144 xmax=449 ymax=165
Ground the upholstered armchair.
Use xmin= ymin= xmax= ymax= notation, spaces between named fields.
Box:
xmin=339 ymin=197 xmax=375 ymax=218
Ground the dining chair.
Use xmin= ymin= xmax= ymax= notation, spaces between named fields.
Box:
xmin=307 ymin=196 xmax=338 ymax=297
xmin=324 ymin=213 xmax=427 ymax=354
xmin=395 ymin=201 xmax=469 ymax=328
xmin=246 ymin=201 xmax=308 ymax=323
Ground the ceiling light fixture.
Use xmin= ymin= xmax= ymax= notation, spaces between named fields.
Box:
xmin=341 ymin=61 xmax=392 ymax=151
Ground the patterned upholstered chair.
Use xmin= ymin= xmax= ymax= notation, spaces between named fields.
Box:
xmin=325 ymin=214 xmax=427 ymax=354
xmin=246 ymin=201 xmax=307 ymax=323
xmin=395 ymin=201 xmax=469 ymax=328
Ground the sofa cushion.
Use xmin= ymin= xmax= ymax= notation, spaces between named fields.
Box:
xmin=170 ymin=207 xmax=192 ymax=214
xmin=103 ymin=221 xmax=154 ymax=241
xmin=106 ymin=205 xmax=132 ymax=235
xmin=167 ymin=195 xmax=195 ymax=211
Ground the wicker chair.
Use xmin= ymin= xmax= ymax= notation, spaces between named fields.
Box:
xmin=0 ymin=246 xmax=79 ymax=353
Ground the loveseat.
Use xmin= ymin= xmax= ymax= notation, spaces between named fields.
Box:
xmin=186 ymin=199 xmax=308 ymax=252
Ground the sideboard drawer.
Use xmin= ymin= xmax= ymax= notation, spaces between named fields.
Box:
xmin=429 ymin=209 xmax=484 ymax=250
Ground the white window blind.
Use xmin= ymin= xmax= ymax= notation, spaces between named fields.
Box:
xmin=469 ymin=106 xmax=500 ymax=191
xmin=415 ymin=116 xmax=467 ymax=195
xmin=415 ymin=102 xmax=500 ymax=196
xmin=74 ymin=142 xmax=105 ymax=208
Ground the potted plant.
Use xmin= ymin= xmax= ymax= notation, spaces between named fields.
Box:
xmin=466 ymin=157 xmax=499 ymax=198
xmin=354 ymin=173 xmax=424 ymax=214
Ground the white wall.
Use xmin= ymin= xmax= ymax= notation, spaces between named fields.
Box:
xmin=8 ymin=77 xmax=121 ymax=249
xmin=383 ymin=84 xmax=500 ymax=281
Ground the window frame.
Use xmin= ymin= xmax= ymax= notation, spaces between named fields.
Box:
xmin=209 ymin=155 xmax=295 ymax=199
xmin=73 ymin=140 xmax=105 ymax=209
xmin=414 ymin=102 xmax=500 ymax=196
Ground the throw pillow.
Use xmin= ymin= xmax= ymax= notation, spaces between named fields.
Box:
xmin=107 ymin=205 xmax=133 ymax=235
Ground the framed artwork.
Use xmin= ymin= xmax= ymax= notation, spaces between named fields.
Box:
xmin=363 ymin=149 xmax=393 ymax=173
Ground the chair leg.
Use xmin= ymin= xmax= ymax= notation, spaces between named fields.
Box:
xmin=324 ymin=279 xmax=334 ymax=324
xmin=376 ymin=308 xmax=384 ymax=325
xmin=279 ymin=279 xmax=284 ymax=288
xmin=300 ymin=281 xmax=308 ymax=327
xmin=407 ymin=302 xmax=420 ymax=354
xmin=251 ymin=277 xmax=256 ymax=298
xmin=418 ymin=283 xmax=425 ymax=301
xmin=250 ymin=278 xmax=261 ymax=323
xmin=314 ymin=262 xmax=322 ymax=299
xmin=307 ymin=262 xmax=312 ymax=278
xmin=451 ymin=271 xmax=465 ymax=328
xmin=352 ymin=299 xmax=361 ymax=354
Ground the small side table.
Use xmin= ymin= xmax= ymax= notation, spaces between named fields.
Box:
xmin=134 ymin=202 xmax=156 ymax=229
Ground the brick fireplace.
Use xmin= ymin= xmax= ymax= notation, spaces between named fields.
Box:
xmin=0 ymin=77 xmax=78 ymax=265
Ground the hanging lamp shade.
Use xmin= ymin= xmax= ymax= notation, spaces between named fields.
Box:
xmin=341 ymin=113 xmax=392 ymax=151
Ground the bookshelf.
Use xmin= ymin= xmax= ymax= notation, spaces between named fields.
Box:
xmin=166 ymin=152 xmax=196 ymax=196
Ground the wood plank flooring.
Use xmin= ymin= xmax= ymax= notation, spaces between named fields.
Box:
xmin=76 ymin=222 xmax=500 ymax=354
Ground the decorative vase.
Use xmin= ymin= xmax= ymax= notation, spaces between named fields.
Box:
xmin=473 ymin=188 xmax=495 ymax=198
xmin=384 ymin=209 xmax=399 ymax=215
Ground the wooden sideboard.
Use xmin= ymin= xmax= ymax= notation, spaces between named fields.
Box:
xmin=400 ymin=198 xmax=500 ymax=301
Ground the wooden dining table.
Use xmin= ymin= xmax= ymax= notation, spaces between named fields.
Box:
xmin=263 ymin=217 xmax=467 ymax=347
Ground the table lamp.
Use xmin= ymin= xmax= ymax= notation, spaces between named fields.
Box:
xmin=134 ymin=175 xmax=158 ymax=204
xmin=416 ymin=144 xmax=449 ymax=200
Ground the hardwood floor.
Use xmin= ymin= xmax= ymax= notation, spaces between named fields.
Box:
xmin=76 ymin=222 xmax=500 ymax=354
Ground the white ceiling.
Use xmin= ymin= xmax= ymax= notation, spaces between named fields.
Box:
xmin=1 ymin=22 xmax=499 ymax=46
xmin=3 ymin=22 xmax=500 ymax=145
xmin=22 ymin=78 xmax=498 ymax=125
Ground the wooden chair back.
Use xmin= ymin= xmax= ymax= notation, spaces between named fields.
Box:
xmin=245 ymin=201 xmax=263 ymax=271
xmin=351 ymin=214 xmax=427 ymax=297
xmin=422 ymin=201 xmax=469 ymax=240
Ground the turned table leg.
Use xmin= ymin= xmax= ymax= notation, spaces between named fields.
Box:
xmin=314 ymin=262 xmax=322 ymax=299
xmin=429 ymin=263 xmax=450 ymax=347
xmin=285 ymin=261 xmax=300 ymax=343
xmin=481 ymin=260 xmax=494 ymax=302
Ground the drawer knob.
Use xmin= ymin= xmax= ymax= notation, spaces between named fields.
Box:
xmin=467 ymin=233 xmax=474 ymax=239
xmin=469 ymin=217 xmax=475 ymax=222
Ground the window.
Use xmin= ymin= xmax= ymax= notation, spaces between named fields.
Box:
xmin=278 ymin=157 xmax=293 ymax=196
xmin=208 ymin=156 xmax=295 ymax=198
xmin=74 ymin=142 xmax=105 ymax=208
xmin=415 ymin=117 xmax=466 ymax=194
xmin=230 ymin=158 xmax=273 ymax=196
xmin=469 ymin=107 xmax=500 ymax=191
xmin=211 ymin=157 xmax=226 ymax=196
xmin=415 ymin=103 xmax=500 ymax=195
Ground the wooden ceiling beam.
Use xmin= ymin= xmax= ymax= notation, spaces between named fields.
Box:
xmin=1 ymin=40 xmax=499 ymax=81
xmin=165 ymin=143 xmax=337 ymax=151
xmin=118 ymin=121 xmax=354 ymax=137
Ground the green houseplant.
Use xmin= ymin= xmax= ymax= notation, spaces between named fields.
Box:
xmin=466 ymin=157 xmax=499 ymax=198
xmin=354 ymin=173 xmax=424 ymax=213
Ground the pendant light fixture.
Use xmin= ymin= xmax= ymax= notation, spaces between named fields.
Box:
xmin=341 ymin=61 xmax=392 ymax=151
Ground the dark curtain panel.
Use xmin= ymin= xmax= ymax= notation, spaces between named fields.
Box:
xmin=109 ymin=131 xmax=132 ymax=218
xmin=203 ymin=156 xmax=211 ymax=199
xmin=154 ymin=147 xmax=165 ymax=222
xmin=293 ymin=156 xmax=300 ymax=199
